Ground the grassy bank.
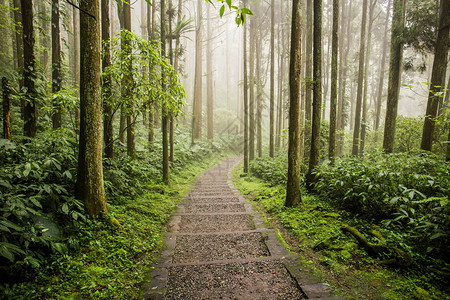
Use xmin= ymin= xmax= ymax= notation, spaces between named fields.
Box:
xmin=232 ymin=161 xmax=449 ymax=300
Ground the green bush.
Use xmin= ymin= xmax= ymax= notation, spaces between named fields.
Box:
xmin=249 ymin=151 xmax=289 ymax=186
xmin=314 ymin=150 xmax=449 ymax=259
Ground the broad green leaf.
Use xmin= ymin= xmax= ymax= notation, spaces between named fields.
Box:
xmin=62 ymin=203 xmax=69 ymax=214
xmin=0 ymin=220 xmax=23 ymax=231
xmin=220 ymin=5 xmax=225 ymax=17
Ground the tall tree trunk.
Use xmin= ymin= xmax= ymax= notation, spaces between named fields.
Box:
xmin=306 ymin=0 xmax=323 ymax=189
xmin=206 ymin=4 xmax=213 ymax=140
xmin=269 ymin=0 xmax=275 ymax=157
xmin=168 ymin=0 xmax=175 ymax=162
xmin=123 ymin=0 xmax=135 ymax=159
xmin=147 ymin=1 xmax=154 ymax=146
xmin=243 ymin=1 xmax=249 ymax=173
xmin=38 ymin=1 xmax=50 ymax=80
xmin=276 ymin=4 xmax=284 ymax=151
xmin=161 ymin=0 xmax=170 ymax=183
xmin=192 ymin=0 xmax=202 ymax=142
xmin=249 ymin=14 xmax=255 ymax=161
xmin=256 ymin=15 xmax=262 ymax=158
xmin=285 ymin=0 xmax=302 ymax=207
xmin=374 ymin=0 xmax=391 ymax=139
xmin=351 ymin=0 xmax=368 ymax=155
xmin=420 ymin=0 xmax=449 ymax=152
xmin=304 ymin=0 xmax=313 ymax=156
xmin=360 ymin=0 xmax=376 ymax=155
xmin=77 ymin=0 xmax=108 ymax=216
xmin=102 ymin=0 xmax=114 ymax=159
xmin=72 ymin=5 xmax=80 ymax=133
xmin=383 ymin=0 xmax=406 ymax=153
xmin=2 ymin=77 xmax=11 ymax=140
xmin=329 ymin=0 xmax=339 ymax=161
xmin=51 ymin=0 xmax=62 ymax=129
xmin=12 ymin=0 xmax=24 ymax=119
xmin=21 ymin=0 xmax=36 ymax=138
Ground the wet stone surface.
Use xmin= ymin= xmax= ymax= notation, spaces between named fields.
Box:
xmin=172 ymin=232 xmax=270 ymax=263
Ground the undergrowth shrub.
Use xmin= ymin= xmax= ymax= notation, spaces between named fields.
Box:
xmin=249 ymin=151 xmax=289 ymax=186
xmin=314 ymin=150 xmax=449 ymax=259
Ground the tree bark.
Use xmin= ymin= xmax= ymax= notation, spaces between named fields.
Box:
xmin=2 ymin=77 xmax=11 ymax=141
xmin=269 ymin=0 xmax=275 ymax=157
xmin=192 ymin=0 xmax=203 ymax=142
xmin=77 ymin=0 xmax=108 ymax=216
xmin=72 ymin=5 xmax=80 ymax=133
xmin=420 ymin=0 xmax=449 ymax=152
xmin=305 ymin=0 xmax=313 ymax=129
xmin=161 ymin=0 xmax=170 ymax=184
xmin=51 ymin=0 xmax=62 ymax=129
xmin=102 ymin=0 xmax=114 ymax=159
xmin=351 ymin=0 xmax=368 ymax=155
xmin=21 ymin=0 xmax=36 ymax=138
xmin=306 ymin=0 xmax=323 ymax=189
xmin=383 ymin=0 xmax=406 ymax=153
xmin=285 ymin=0 xmax=302 ymax=207
xmin=329 ymin=0 xmax=339 ymax=162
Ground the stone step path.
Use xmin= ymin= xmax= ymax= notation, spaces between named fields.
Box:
xmin=142 ymin=157 xmax=345 ymax=300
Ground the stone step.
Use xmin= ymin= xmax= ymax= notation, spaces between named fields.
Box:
xmin=177 ymin=202 xmax=248 ymax=214
xmin=168 ymin=214 xmax=255 ymax=233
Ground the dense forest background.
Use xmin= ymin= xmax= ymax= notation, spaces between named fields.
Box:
xmin=0 ymin=0 xmax=449 ymax=298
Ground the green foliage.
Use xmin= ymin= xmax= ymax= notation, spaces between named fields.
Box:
xmin=249 ymin=151 xmax=289 ymax=186
xmin=205 ymin=0 xmax=253 ymax=25
xmin=314 ymin=150 xmax=449 ymax=259
xmin=233 ymin=161 xmax=449 ymax=300
xmin=0 ymin=131 xmax=82 ymax=271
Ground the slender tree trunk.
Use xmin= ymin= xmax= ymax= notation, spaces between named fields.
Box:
xmin=72 ymin=5 xmax=80 ymax=133
xmin=374 ymin=0 xmax=391 ymax=139
xmin=168 ymin=0 xmax=175 ymax=162
xmin=123 ymin=1 xmax=135 ymax=159
xmin=21 ymin=0 xmax=36 ymax=138
xmin=306 ymin=0 xmax=323 ymax=189
xmin=2 ymin=77 xmax=11 ymax=141
xmin=285 ymin=0 xmax=302 ymax=207
xmin=351 ymin=0 xmax=367 ymax=155
xmin=192 ymin=0 xmax=202 ymax=142
xmin=383 ymin=0 xmax=406 ymax=153
xmin=38 ymin=1 xmax=50 ymax=80
xmin=269 ymin=0 xmax=275 ymax=157
xmin=305 ymin=0 xmax=313 ymax=127
xmin=102 ymin=0 xmax=114 ymax=159
xmin=243 ymin=0 xmax=249 ymax=173
xmin=147 ymin=1 xmax=154 ymax=146
xmin=13 ymin=0 xmax=24 ymax=119
xmin=161 ymin=0 xmax=170 ymax=183
xmin=420 ymin=0 xmax=449 ymax=151
xmin=77 ymin=0 xmax=108 ymax=216
xmin=51 ymin=0 xmax=62 ymax=129
xmin=336 ymin=0 xmax=345 ymax=155
xmin=249 ymin=14 xmax=255 ymax=160
xmin=329 ymin=0 xmax=339 ymax=162
xmin=206 ymin=4 xmax=213 ymax=140
xmin=256 ymin=16 xmax=262 ymax=158
xmin=360 ymin=0 xmax=376 ymax=156
xmin=276 ymin=7 xmax=284 ymax=150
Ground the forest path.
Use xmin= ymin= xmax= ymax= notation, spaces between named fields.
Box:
xmin=142 ymin=157 xmax=344 ymax=299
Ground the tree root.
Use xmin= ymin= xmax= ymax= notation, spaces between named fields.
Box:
xmin=341 ymin=224 xmax=412 ymax=268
